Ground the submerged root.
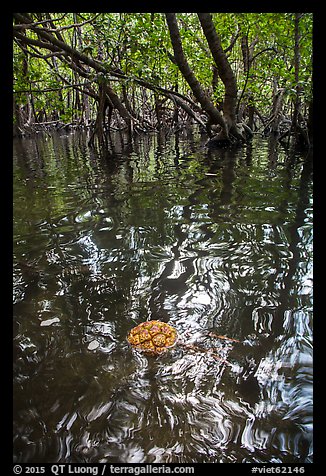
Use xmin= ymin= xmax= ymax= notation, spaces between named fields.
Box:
xmin=205 ymin=122 xmax=253 ymax=148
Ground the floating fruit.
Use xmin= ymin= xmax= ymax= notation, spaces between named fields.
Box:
xmin=127 ymin=320 xmax=178 ymax=355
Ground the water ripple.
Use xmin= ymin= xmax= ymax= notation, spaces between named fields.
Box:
xmin=13 ymin=132 xmax=313 ymax=463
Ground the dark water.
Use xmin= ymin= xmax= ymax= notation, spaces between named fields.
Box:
xmin=13 ymin=130 xmax=313 ymax=463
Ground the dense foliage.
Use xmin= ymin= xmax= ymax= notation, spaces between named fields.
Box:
xmin=13 ymin=13 xmax=313 ymax=147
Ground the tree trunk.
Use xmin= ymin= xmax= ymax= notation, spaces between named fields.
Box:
xmin=307 ymin=98 xmax=313 ymax=145
xmin=291 ymin=13 xmax=310 ymax=148
xmin=165 ymin=13 xmax=227 ymax=135
xmin=88 ymin=82 xmax=109 ymax=149
xmin=238 ymin=34 xmax=258 ymax=130
xmin=292 ymin=13 xmax=301 ymax=133
xmin=270 ymin=87 xmax=285 ymax=134
xmin=105 ymin=83 xmax=132 ymax=135
xmin=13 ymin=95 xmax=22 ymax=136
xmin=197 ymin=13 xmax=238 ymax=134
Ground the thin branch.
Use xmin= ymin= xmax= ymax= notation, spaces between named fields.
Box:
xmin=224 ymin=26 xmax=240 ymax=54
xmin=236 ymin=47 xmax=279 ymax=116
xmin=13 ymin=13 xmax=68 ymax=29
xmin=251 ymin=47 xmax=278 ymax=63
xmin=38 ymin=14 xmax=101 ymax=33
xmin=14 ymin=13 xmax=102 ymax=33
xmin=14 ymin=81 xmax=96 ymax=94
xmin=13 ymin=30 xmax=61 ymax=53
xmin=27 ymin=50 xmax=66 ymax=60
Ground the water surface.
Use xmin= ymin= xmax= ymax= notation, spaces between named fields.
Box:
xmin=13 ymin=130 xmax=313 ymax=463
